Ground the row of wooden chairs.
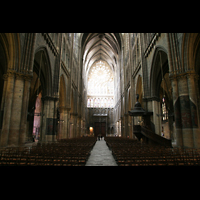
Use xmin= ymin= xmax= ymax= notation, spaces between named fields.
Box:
xmin=0 ymin=155 xmax=87 ymax=166
xmin=0 ymin=137 xmax=96 ymax=166
xmin=116 ymin=154 xmax=200 ymax=166
xmin=105 ymin=137 xmax=200 ymax=166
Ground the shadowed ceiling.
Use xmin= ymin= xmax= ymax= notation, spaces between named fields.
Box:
xmin=81 ymin=33 xmax=121 ymax=73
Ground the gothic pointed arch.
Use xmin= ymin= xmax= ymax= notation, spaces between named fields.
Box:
xmin=183 ymin=33 xmax=200 ymax=130
xmin=150 ymin=47 xmax=169 ymax=99
xmin=0 ymin=33 xmax=21 ymax=72
xmin=80 ymin=33 xmax=123 ymax=74
xmin=0 ymin=33 xmax=21 ymax=131
xmin=33 ymin=46 xmax=52 ymax=97
xmin=182 ymin=33 xmax=200 ymax=72
xmin=150 ymin=46 xmax=174 ymax=138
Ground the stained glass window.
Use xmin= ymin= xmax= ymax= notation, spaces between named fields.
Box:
xmin=91 ymin=99 xmax=93 ymax=107
xmin=162 ymin=97 xmax=168 ymax=121
xmin=87 ymin=61 xmax=114 ymax=108
xmin=87 ymin=61 xmax=114 ymax=96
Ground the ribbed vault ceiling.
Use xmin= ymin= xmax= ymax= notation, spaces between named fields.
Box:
xmin=81 ymin=33 xmax=121 ymax=73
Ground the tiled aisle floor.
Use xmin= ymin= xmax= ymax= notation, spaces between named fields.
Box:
xmin=85 ymin=140 xmax=118 ymax=166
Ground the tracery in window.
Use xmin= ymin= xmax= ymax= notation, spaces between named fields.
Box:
xmin=87 ymin=61 xmax=114 ymax=96
xmin=87 ymin=97 xmax=114 ymax=108
xmin=87 ymin=60 xmax=114 ymax=108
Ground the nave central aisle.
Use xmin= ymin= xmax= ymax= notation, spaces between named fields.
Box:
xmin=85 ymin=140 xmax=118 ymax=166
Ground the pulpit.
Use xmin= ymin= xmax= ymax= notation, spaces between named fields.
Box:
xmin=128 ymin=94 xmax=171 ymax=147
xmin=128 ymin=94 xmax=153 ymax=141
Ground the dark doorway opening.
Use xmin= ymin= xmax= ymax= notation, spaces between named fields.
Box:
xmin=94 ymin=122 xmax=106 ymax=138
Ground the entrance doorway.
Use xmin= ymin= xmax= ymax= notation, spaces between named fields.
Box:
xmin=94 ymin=122 xmax=106 ymax=138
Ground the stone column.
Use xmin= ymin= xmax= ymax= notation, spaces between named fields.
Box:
xmin=77 ymin=116 xmax=81 ymax=138
xmin=177 ymin=74 xmax=194 ymax=148
xmin=0 ymin=72 xmax=15 ymax=147
xmin=128 ymin=115 xmax=133 ymax=139
xmin=40 ymin=97 xmax=47 ymax=142
xmin=121 ymin=116 xmax=124 ymax=137
xmin=40 ymin=96 xmax=56 ymax=143
xmin=59 ymin=106 xmax=69 ymax=139
xmin=171 ymin=75 xmax=183 ymax=147
xmin=76 ymin=116 xmax=79 ymax=138
xmin=0 ymin=75 xmax=8 ymax=125
xmin=129 ymin=77 xmax=135 ymax=139
xmin=118 ymin=120 xmax=121 ymax=137
xmin=152 ymin=98 xmax=162 ymax=136
xmin=8 ymin=73 xmax=25 ymax=146
xmin=58 ymin=107 xmax=64 ymax=140
xmin=73 ymin=113 xmax=77 ymax=138
xmin=66 ymin=108 xmax=70 ymax=138
xmin=63 ymin=108 xmax=69 ymax=138
xmin=19 ymin=75 xmax=32 ymax=146
xmin=69 ymin=114 xmax=74 ymax=138
xmin=187 ymin=72 xmax=200 ymax=148
xmin=124 ymin=113 xmax=128 ymax=137
xmin=0 ymin=74 xmax=8 ymax=140
xmin=48 ymin=98 xmax=56 ymax=142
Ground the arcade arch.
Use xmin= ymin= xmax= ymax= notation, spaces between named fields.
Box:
xmin=27 ymin=47 xmax=53 ymax=143
xmin=150 ymin=48 xmax=173 ymax=139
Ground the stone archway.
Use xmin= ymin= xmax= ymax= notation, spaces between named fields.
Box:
xmin=28 ymin=47 xmax=54 ymax=143
xmin=81 ymin=33 xmax=123 ymax=139
xmin=0 ymin=35 xmax=8 ymax=130
xmin=150 ymin=48 xmax=173 ymax=139
xmin=27 ymin=71 xmax=43 ymax=142
xmin=27 ymin=50 xmax=45 ymax=142
xmin=0 ymin=33 xmax=23 ymax=147
xmin=180 ymin=33 xmax=200 ymax=148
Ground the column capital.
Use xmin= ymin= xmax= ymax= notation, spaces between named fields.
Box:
xmin=59 ymin=106 xmax=71 ymax=112
xmin=142 ymin=96 xmax=160 ymax=102
xmin=4 ymin=71 xmax=33 ymax=82
xmin=3 ymin=74 xmax=8 ymax=81
xmin=15 ymin=73 xmax=25 ymax=80
xmin=186 ymin=71 xmax=199 ymax=80
xmin=70 ymin=112 xmax=78 ymax=116
xmin=42 ymin=96 xmax=59 ymax=102
xmin=176 ymin=73 xmax=188 ymax=80
xmin=174 ymin=70 xmax=198 ymax=80
xmin=78 ymin=115 xmax=82 ymax=119
xmin=6 ymin=70 xmax=16 ymax=77
xmin=23 ymin=74 xmax=33 ymax=82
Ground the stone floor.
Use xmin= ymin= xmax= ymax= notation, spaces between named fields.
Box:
xmin=85 ymin=139 xmax=118 ymax=166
